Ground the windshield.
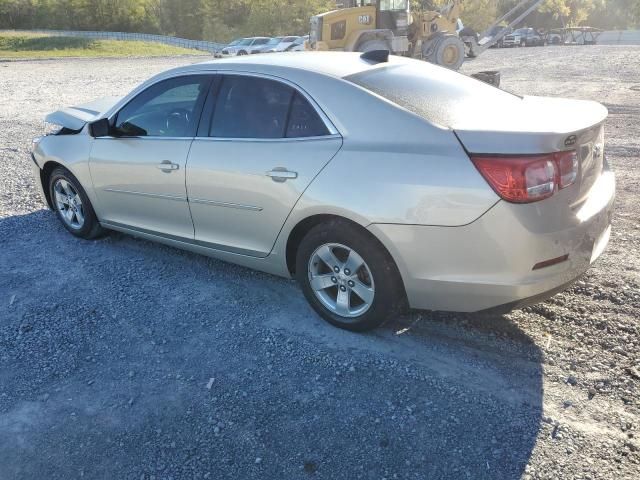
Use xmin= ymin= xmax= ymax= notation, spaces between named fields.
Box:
xmin=228 ymin=39 xmax=242 ymax=46
xmin=378 ymin=0 xmax=408 ymax=11
xmin=253 ymin=38 xmax=269 ymax=45
xmin=238 ymin=38 xmax=253 ymax=46
xmin=267 ymin=37 xmax=282 ymax=45
xmin=283 ymin=36 xmax=298 ymax=43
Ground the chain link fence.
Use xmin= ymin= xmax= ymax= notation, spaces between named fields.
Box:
xmin=2 ymin=28 xmax=638 ymax=52
xmin=0 ymin=29 xmax=226 ymax=53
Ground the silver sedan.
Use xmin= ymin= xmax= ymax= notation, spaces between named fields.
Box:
xmin=31 ymin=52 xmax=615 ymax=331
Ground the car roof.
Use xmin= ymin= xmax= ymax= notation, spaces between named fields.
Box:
xmin=187 ymin=51 xmax=414 ymax=80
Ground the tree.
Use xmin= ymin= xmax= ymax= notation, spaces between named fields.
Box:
xmin=460 ymin=0 xmax=499 ymax=31
xmin=0 ymin=0 xmax=37 ymax=28
xmin=244 ymin=0 xmax=334 ymax=37
xmin=588 ymin=0 xmax=640 ymax=29
xmin=1 ymin=0 xmax=637 ymax=39
xmin=539 ymin=0 xmax=596 ymax=26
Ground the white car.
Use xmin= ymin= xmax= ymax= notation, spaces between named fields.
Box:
xmin=286 ymin=35 xmax=309 ymax=52
xmin=251 ymin=37 xmax=283 ymax=54
xmin=274 ymin=36 xmax=301 ymax=52
xmin=220 ymin=37 xmax=270 ymax=56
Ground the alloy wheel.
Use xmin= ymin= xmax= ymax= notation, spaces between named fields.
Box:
xmin=308 ymin=243 xmax=375 ymax=319
xmin=53 ymin=178 xmax=85 ymax=230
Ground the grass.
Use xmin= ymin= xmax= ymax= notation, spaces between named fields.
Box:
xmin=0 ymin=33 xmax=208 ymax=59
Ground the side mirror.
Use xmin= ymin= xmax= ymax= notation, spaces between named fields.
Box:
xmin=88 ymin=118 xmax=111 ymax=138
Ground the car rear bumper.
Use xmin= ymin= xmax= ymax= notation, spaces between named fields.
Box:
xmin=369 ymin=169 xmax=615 ymax=312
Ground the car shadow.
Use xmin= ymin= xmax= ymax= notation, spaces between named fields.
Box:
xmin=0 ymin=210 xmax=543 ymax=479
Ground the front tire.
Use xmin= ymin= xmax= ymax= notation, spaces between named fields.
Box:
xmin=424 ymin=34 xmax=465 ymax=70
xmin=49 ymin=167 xmax=104 ymax=239
xmin=296 ymin=220 xmax=405 ymax=332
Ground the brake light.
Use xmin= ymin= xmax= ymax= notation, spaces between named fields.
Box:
xmin=471 ymin=151 xmax=578 ymax=203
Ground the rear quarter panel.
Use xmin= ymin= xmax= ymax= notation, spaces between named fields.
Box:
xmin=271 ymin=73 xmax=499 ymax=257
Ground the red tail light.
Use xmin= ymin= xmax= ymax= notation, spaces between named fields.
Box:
xmin=470 ymin=151 xmax=578 ymax=203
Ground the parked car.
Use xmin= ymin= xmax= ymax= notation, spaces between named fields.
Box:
xmin=220 ymin=37 xmax=270 ymax=56
xmin=250 ymin=37 xmax=283 ymax=54
xmin=485 ymin=25 xmax=512 ymax=48
xmin=32 ymin=52 xmax=614 ymax=331
xmin=544 ymin=29 xmax=563 ymax=45
xmin=503 ymin=28 xmax=544 ymax=47
xmin=215 ymin=38 xmax=242 ymax=58
xmin=273 ymin=36 xmax=301 ymax=52
xmin=286 ymin=35 xmax=309 ymax=51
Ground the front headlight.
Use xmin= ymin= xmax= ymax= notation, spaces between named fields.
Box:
xmin=43 ymin=121 xmax=63 ymax=136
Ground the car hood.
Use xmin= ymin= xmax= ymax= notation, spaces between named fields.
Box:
xmin=45 ymin=96 xmax=122 ymax=131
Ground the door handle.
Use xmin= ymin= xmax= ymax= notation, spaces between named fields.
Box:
xmin=266 ymin=168 xmax=297 ymax=182
xmin=157 ymin=161 xmax=180 ymax=172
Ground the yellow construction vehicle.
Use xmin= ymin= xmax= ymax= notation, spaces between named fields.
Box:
xmin=308 ymin=0 xmax=545 ymax=70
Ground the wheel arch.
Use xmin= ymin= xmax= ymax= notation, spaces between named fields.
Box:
xmin=285 ymin=213 xmax=410 ymax=317
xmin=285 ymin=215 xmax=407 ymax=298
xmin=40 ymin=160 xmax=66 ymax=209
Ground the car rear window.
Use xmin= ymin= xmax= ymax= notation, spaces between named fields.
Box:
xmin=345 ymin=62 xmax=520 ymax=127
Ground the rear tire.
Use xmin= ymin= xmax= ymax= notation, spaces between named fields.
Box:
xmin=48 ymin=167 xmax=104 ymax=240
xmin=295 ymin=219 xmax=405 ymax=332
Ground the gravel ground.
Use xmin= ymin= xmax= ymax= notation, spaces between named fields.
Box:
xmin=0 ymin=46 xmax=638 ymax=479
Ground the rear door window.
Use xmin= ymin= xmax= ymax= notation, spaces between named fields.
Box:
xmin=210 ymin=75 xmax=330 ymax=139
xmin=210 ymin=76 xmax=292 ymax=138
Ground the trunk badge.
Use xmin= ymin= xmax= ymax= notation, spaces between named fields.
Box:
xmin=564 ymin=135 xmax=577 ymax=147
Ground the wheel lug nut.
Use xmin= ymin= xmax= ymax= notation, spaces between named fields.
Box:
xmin=339 ymin=285 xmax=347 ymax=292
xmin=344 ymin=268 xmax=351 ymax=276
xmin=331 ymin=276 xmax=337 ymax=283
xmin=348 ymin=280 xmax=355 ymax=287
xmin=333 ymin=266 xmax=340 ymax=273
